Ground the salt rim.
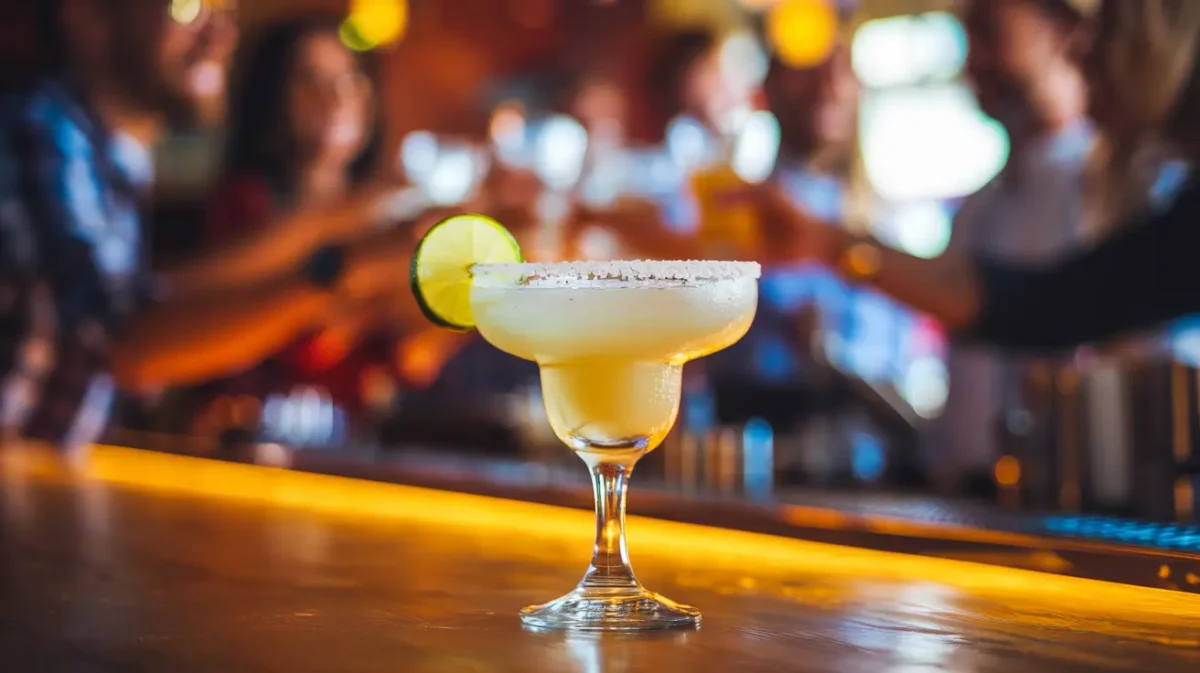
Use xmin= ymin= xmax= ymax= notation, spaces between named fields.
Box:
xmin=472 ymin=260 xmax=761 ymax=287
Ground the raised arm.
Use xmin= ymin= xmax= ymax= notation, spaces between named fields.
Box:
xmin=758 ymin=180 xmax=1200 ymax=352
xmin=112 ymin=230 xmax=415 ymax=389
xmin=162 ymin=181 xmax=399 ymax=300
xmin=966 ymin=181 xmax=1200 ymax=350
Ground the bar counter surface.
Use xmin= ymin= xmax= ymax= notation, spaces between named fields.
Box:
xmin=2 ymin=447 xmax=1199 ymax=672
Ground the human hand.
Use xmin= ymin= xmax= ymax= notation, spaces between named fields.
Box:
xmin=317 ymin=182 xmax=417 ymax=243
xmin=340 ymin=227 xmax=417 ymax=302
xmin=751 ymin=183 xmax=841 ymax=265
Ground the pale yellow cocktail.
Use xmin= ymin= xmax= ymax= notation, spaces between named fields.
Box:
xmin=470 ymin=260 xmax=759 ymax=630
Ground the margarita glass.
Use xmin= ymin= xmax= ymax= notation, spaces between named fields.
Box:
xmin=470 ymin=260 xmax=760 ymax=630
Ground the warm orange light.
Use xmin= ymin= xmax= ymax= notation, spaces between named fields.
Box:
xmin=307 ymin=330 xmax=353 ymax=372
xmin=16 ymin=445 xmax=1186 ymax=626
xmin=396 ymin=329 xmax=470 ymax=389
xmin=1174 ymin=477 xmax=1194 ymax=520
xmin=995 ymin=455 xmax=1022 ymax=488
xmin=343 ymin=0 xmax=409 ymax=51
xmin=766 ymin=0 xmax=838 ymax=68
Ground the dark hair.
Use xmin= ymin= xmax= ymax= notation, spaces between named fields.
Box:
xmin=646 ymin=29 xmax=717 ymax=122
xmin=223 ymin=16 xmax=384 ymax=202
xmin=32 ymin=0 xmax=64 ymax=74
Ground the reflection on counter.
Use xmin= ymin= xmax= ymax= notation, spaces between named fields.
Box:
xmin=4 ymin=445 xmax=1200 ymax=672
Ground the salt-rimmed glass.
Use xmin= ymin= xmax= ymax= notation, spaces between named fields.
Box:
xmin=470 ymin=260 xmax=760 ymax=630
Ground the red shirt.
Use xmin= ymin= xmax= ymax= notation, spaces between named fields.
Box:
xmin=205 ymin=174 xmax=387 ymax=411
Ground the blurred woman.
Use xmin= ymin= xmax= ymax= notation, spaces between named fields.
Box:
xmin=196 ymin=18 xmax=426 ymax=422
xmin=213 ymin=17 xmax=384 ymax=247
xmin=564 ymin=29 xmax=755 ymax=259
xmin=757 ymin=0 xmax=1200 ymax=354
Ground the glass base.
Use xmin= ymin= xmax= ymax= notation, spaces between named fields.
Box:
xmin=520 ymin=586 xmax=700 ymax=631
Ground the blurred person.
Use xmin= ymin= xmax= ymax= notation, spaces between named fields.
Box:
xmin=727 ymin=0 xmax=1096 ymax=492
xmin=561 ymin=36 xmax=726 ymax=260
xmin=752 ymin=0 xmax=1200 ymax=387
xmin=557 ymin=70 xmax=705 ymax=260
xmin=644 ymin=29 xmax=759 ymax=233
xmin=925 ymin=0 xmax=1100 ymax=493
xmin=0 ymin=0 xmax=414 ymax=450
xmin=215 ymin=17 xmax=385 ymax=232
xmin=694 ymin=44 xmax=873 ymax=389
xmin=647 ymin=29 xmax=730 ymax=156
xmin=574 ymin=24 xmax=862 ymax=259
xmin=141 ymin=1 xmax=239 ymax=266
xmin=760 ymin=0 xmax=1186 ymax=494
xmin=568 ymin=73 xmax=634 ymax=208
xmin=204 ymin=17 xmax=503 ymax=418
xmin=199 ymin=17 xmax=405 ymax=415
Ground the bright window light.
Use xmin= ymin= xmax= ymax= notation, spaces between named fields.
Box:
xmin=860 ymin=84 xmax=1008 ymax=201
xmin=851 ymin=12 xmax=968 ymax=89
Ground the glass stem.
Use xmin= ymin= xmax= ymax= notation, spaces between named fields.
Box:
xmin=580 ymin=461 xmax=639 ymax=590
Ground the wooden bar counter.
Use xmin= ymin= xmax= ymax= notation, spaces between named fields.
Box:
xmin=1 ymin=446 xmax=1199 ymax=672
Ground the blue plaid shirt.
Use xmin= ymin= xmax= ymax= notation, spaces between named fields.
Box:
xmin=0 ymin=80 xmax=151 ymax=450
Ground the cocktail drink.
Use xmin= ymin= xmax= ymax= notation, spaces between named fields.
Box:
xmin=470 ymin=260 xmax=760 ymax=630
xmin=408 ymin=215 xmax=761 ymax=630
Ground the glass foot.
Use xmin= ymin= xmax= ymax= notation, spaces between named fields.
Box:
xmin=520 ymin=586 xmax=700 ymax=631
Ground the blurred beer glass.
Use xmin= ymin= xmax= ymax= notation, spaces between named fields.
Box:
xmin=691 ymin=164 xmax=763 ymax=259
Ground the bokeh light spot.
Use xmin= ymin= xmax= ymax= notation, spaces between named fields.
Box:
xmin=344 ymin=0 xmax=409 ymax=51
xmin=995 ymin=456 xmax=1022 ymax=488
xmin=169 ymin=0 xmax=203 ymax=25
xmin=338 ymin=20 xmax=375 ymax=52
xmin=767 ymin=0 xmax=838 ymax=68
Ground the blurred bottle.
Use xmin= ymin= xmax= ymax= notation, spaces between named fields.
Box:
xmin=663 ymin=368 xmax=717 ymax=492
xmin=742 ymin=418 xmax=775 ymax=500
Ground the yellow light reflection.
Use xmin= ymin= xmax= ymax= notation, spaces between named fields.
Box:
xmin=767 ymin=0 xmax=838 ymax=68
xmin=169 ymin=0 xmax=203 ymax=25
xmin=343 ymin=0 xmax=409 ymax=51
xmin=338 ymin=20 xmax=375 ymax=53
xmin=995 ymin=455 xmax=1021 ymax=487
xmin=18 ymin=445 xmax=1199 ymax=623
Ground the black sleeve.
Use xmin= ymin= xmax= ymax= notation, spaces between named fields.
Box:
xmin=965 ymin=179 xmax=1200 ymax=352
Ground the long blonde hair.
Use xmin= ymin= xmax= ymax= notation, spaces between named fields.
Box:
xmin=1088 ymin=0 xmax=1200 ymax=234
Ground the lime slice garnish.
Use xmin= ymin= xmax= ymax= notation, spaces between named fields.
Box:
xmin=409 ymin=214 xmax=523 ymax=331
